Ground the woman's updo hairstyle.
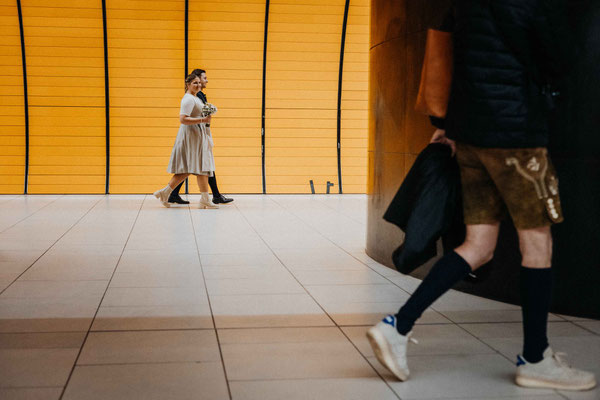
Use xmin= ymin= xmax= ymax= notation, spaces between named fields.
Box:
xmin=184 ymin=73 xmax=198 ymax=91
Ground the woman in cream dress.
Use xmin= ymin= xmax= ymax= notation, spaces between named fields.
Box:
xmin=153 ymin=74 xmax=218 ymax=209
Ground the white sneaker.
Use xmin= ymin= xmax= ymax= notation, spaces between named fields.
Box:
xmin=153 ymin=188 xmax=171 ymax=208
xmin=516 ymin=347 xmax=597 ymax=391
xmin=366 ymin=315 xmax=417 ymax=381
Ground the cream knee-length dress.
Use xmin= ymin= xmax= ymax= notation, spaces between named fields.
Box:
xmin=167 ymin=93 xmax=215 ymax=176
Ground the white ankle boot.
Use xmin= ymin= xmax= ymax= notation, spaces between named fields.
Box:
xmin=199 ymin=192 xmax=218 ymax=209
xmin=153 ymin=185 xmax=172 ymax=208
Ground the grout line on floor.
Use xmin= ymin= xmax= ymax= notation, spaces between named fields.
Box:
xmin=58 ymin=195 xmax=146 ymax=400
xmin=236 ymin=196 xmax=402 ymax=398
xmin=0 ymin=196 xmax=103 ymax=297
xmin=0 ymin=195 xmax=63 ymax=234
xmin=189 ymin=203 xmax=233 ymax=400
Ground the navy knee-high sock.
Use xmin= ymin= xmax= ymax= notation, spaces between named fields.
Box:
xmin=395 ymin=251 xmax=472 ymax=335
xmin=171 ymin=181 xmax=184 ymax=197
xmin=521 ymin=266 xmax=552 ymax=363
xmin=208 ymin=173 xmax=220 ymax=196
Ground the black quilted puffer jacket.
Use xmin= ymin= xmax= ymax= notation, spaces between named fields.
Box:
xmin=445 ymin=0 xmax=571 ymax=148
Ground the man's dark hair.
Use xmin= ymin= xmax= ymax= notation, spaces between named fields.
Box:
xmin=191 ymin=68 xmax=206 ymax=76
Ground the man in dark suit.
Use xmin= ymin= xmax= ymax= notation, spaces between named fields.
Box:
xmin=168 ymin=68 xmax=234 ymax=205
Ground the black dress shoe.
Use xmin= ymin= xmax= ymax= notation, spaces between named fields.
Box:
xmin=212 ymin=194 xmax=234 ymax=204
xmin=168 ymin=194 xmax=190 ymax=205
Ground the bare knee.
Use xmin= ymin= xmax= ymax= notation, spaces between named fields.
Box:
xmin=455 ymin=223 xmax=500 ymax=269
xmin=457 ymin=239 xmax=495 ymax=269
xmin=519 ymin=227 xmax=552 ymax=268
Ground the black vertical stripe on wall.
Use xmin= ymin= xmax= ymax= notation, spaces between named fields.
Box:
xmin=336 ymin=0 xmax=350 ymax=194
xmin=261 ymin=0 xmax=270 ymax=194
xmin=102 ymin=0 xmax=110 ymax=194
xmin=16 ymin=0 xmax=29 ymax=194
xmin=184 ymin=0 xmax=189 ymax=194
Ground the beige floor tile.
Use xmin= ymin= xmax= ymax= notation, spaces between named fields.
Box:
xmin=202 ymin=265 xmax=289 ymax=280
xmin=575 ymin=320 xmax=600 ymax=334
xmin=115 ymin=250 xmax=200 ymax=272
xmin=0 ymin=275 xmax=18 ymax=292
xmin=59 ymin=229 xmax=132 ymax=246
xmin=366 ymin=261 xmax=404 ymax=277
xmin=92 ymin=304 xmax=214 ymax=331
xmin=320 ymin=302 xmax=451 ymax=326
xmin=199 ymin=253 xmax=282 ymax=267
xmin=62 ymin=362 xmax=229 ymax=400
xmin=78 ymin=330 xmax=220 ymax=365
xmin=101 ymin=287 xmax=208 ymax=307
xmin=350 ymin=250 xmax=378 ymax=264
xmin=388 ymin=274 xmax=425 ymax=293
xmin=49 ymin=244 xmax=124 ymax=255
xmin=109 ymin=269 xmax=206 ymax=288
xmin=0 ymin=239 xmax=56 ymax=251
xmin=560 ymin=387 xmax=600 ymax=400
xmin=555 ymin=313 xmax=595 ymax=322
xmin=230 ymin=377 xmax=398 ymax=400
xmin=0 ymin=347 xmax=79 ymax=387
xmin=306 ymin=284 xmax=410 ymax=305
xmin=219 ymin=326 xmax=345 ymax=345
xmin=0 ymin=388 xmax=63 ymax=400
xmin=125 ymin=239 xmax=198 ymax=252
xmin=377 ymin=353 xmax=554 ymax=399
xmin=205 ymin=277 xmax=304 ymax=295
xmin=1 ymin=280 xmax=107 ymax=300
xmin=0 ymin=301 xmax=97 ymax=332
xmin=0 ymin=332 xmax=85 ymax=349
xmin=293 ymin=269 xmax=390 ymax=285
xmin=20 ymin=252 xmax=120 ymax=281
xmin=403 ymin=395 xmax=564 ymax=400
xmin=221 ymin=327 xmax=377 ymax=380
xmin=317 ymin=301 xmax=404 ymax=326
xmin=211 ymin=294 xmax=333 ymax=328
xmin=431 ymin=289 xmax=520 ymax=312
xmin=21 ymin=265 xmax=115 ymax=282
xmin=274 ymin=249 xmax=368 ymax=271
xmin=0 ymin=250 xmax=42 ymax=274
xmin=196 ymin=239 xmax=271 ymax=255
xmin=461 ymin=321 xmax=594 ymax=339
xmin=342 ymin=324 xmax=494 ymax=359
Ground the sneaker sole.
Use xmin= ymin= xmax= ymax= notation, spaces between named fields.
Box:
xmin=366 ymin=327 xmax=409 ymax=381
xmin=516 ymin=375 xmax=597 ymax=391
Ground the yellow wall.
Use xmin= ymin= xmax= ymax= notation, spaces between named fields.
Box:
xmin=0 ymin=0 xmax=369 ymax=194
xmin=265 ymin=0 xmax=344 ymax=193
xmin=341 ymin=0 xmax=368 ymax=193
xmin=0 ymin=1 xmax=25 ymax=193
xmin=188 ymin=0 xmax=264 ymax=194
xmin=23 ymin=0 xmax=106 ymax=194
xmin=107 ymin=0 xmax=184 ymax=194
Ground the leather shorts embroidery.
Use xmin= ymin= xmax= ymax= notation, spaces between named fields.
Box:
xmin=456 ymin=144 xmax=563 ymax=229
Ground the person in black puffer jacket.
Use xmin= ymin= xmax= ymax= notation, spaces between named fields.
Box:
xmin=366 ymin=0 xmax=597 ymax=391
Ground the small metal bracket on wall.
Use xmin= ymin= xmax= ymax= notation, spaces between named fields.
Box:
xmin=309 ymin=180 xmax=315 ymax=194
xmin=326 ymin=181 xmax=334 ymax=194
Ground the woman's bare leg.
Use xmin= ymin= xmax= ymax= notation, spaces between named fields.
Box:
xmin=196 ymin=175 xmax=218 ymax=209
xmin=168 ymin=173 xmax=190 ymax=189
xmin=196 ymin=175 xmax=210 ymax=192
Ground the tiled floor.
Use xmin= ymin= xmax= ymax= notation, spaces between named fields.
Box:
xmin=0 ymin=194 xmax=598 ymax=400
